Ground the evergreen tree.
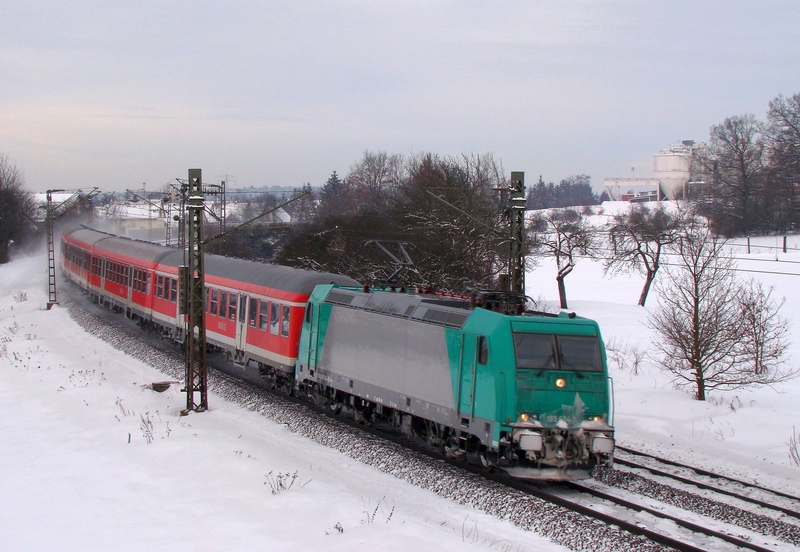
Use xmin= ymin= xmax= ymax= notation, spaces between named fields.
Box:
xmin=317 ymin=171 xmax=351 ymax=220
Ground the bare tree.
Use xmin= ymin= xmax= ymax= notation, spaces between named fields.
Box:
xmin=530 ymin=209 xmax=596 ymax=309
xmin=0 ymin=154 xmax=36 ymax=264
xmin=691 ymin=115 xmax=766 ymax=235
xmin=764 ymin=93 xmax=800 ymax=229
xmin=397 ymin=152 xmax=508 ymax=291
xmin=648 ymin=216 xmax=795 ymax=400
xmin=286 ymin=183 xmax=317 ymax=223
xmin=604 ymin=203 xmax=682 ymax=306
xmin=345 ymin=150 xmax=406 ymax=216
xmin=765 ymin=93 xmax=800 ymax=187
xmin=737 ymin=278 xmax=791 ymax=377
xmin=789 ymin=426 xmax=800 ymax=467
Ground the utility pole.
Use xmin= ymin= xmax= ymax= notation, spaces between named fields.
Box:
xmin=509 ymin=172 xmax=526 ymax=296
xmin=183 ymin=169 xmax=208 ymax=413
xmin=45 ymin=189 xmax=64 ymax=309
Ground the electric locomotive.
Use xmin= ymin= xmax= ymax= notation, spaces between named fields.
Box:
xmin=296 ymin=286 xmax=615 ymax=480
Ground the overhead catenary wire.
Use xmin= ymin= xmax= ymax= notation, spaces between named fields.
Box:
xmin=568 ymin=252 xmax=800 ymax=278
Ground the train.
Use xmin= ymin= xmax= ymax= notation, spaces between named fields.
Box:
xmin=60 ymin=226 xmax=615 ymax=480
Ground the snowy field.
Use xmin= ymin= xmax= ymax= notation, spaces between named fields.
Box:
xmin=0 ymin=256 xmax=563 ymax=551
xmin=2 ymin=202 xmax=800 ymax=551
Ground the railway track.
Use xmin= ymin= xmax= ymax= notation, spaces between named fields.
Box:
xmin=62 ymin=284 xmax=800 ymax=551
xmin=542 ymin=480 xmax=792 ymax=552
xmin=615 ymin=444 xmax=800 ymax=511
xmin=580 ymin=445 xmax=800 ymax=550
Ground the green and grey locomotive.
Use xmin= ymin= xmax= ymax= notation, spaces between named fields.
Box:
xmin=296 ymin=285 xmax=615 ymax=481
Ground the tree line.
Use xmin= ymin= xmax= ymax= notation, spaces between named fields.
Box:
xmin=690 ymin=92 xmax=800 ymax=236
xmin=271 ymin=151 xmax=512 ymax=294
xmin=0 ymin=154 xmax=36 ymax=264
xmin=525 ymin=174 xmax=601 ymax=209
xmin=225 ymin=155 xmax=602 ymax=293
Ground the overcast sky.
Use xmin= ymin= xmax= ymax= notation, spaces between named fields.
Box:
xmin=2 ymin=1 xmax=799 ymax=193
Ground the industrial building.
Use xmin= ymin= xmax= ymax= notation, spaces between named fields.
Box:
xmin=604 ymin=141 xmax=697 ymax=202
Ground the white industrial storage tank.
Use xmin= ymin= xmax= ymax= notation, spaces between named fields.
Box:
xmin=654 ymin=141 xmax=694 ymax=199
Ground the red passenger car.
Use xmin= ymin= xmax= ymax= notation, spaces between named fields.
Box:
xmin=61 ymin=227 xmax=359 ymax=386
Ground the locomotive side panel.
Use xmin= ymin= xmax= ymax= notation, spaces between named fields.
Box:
xmin=316 ymin=305 xmax=457 ymax=424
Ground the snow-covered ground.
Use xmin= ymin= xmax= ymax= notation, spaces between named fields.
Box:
xmin=0 ymin=255 xmax=562 ymax=552
xmin=2 ymin=202 xmax=799 ymax=550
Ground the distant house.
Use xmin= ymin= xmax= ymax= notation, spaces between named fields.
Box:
xmin=96 ymin=201 xmax=170 ymax=242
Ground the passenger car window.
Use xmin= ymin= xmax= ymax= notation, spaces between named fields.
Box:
xmin=219 ymin=291 xmax=227 ymax=318
xmin=228 ymin=293 xmax=237 ymax=320
xmin=270 ymin=302 xmax=280 ymax=335
xmin=248 ymin=298 xmax=258 ymax=327
xmin=210 ymin=289 xmax=218 ymax=316
xmin=259 ymin=300 xmax=268 ymax=330
xmin=281 ymin=305 xmax=290 ymax=337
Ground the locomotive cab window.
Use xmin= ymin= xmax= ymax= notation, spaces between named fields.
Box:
xmin=514 ymin=333 xmax=557 ymax=370
xmin=477 ymin=336 xmax=489 ymax=365
xmin=559 ymin=336 xmax=602 ymax=372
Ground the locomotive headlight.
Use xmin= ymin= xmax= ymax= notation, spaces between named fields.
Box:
xmin=520 ymin=413 xmax=529 ymax=422
xmin=555 ymin=378 xmax=566 ymax=388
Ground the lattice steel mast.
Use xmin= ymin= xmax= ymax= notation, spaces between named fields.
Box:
xmin=45 ymin=187 xmax=100 ymax=309
xmin=45 ymin=189 xmax=62 ymax=309
xmin=509 ymin=171 xmax=526 ymax=296
xmin=183 ymin=168 xmax=208 ymax=413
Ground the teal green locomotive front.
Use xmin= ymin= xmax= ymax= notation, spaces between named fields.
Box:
xmin=296 ymin=285 xmax=615 ymax=480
